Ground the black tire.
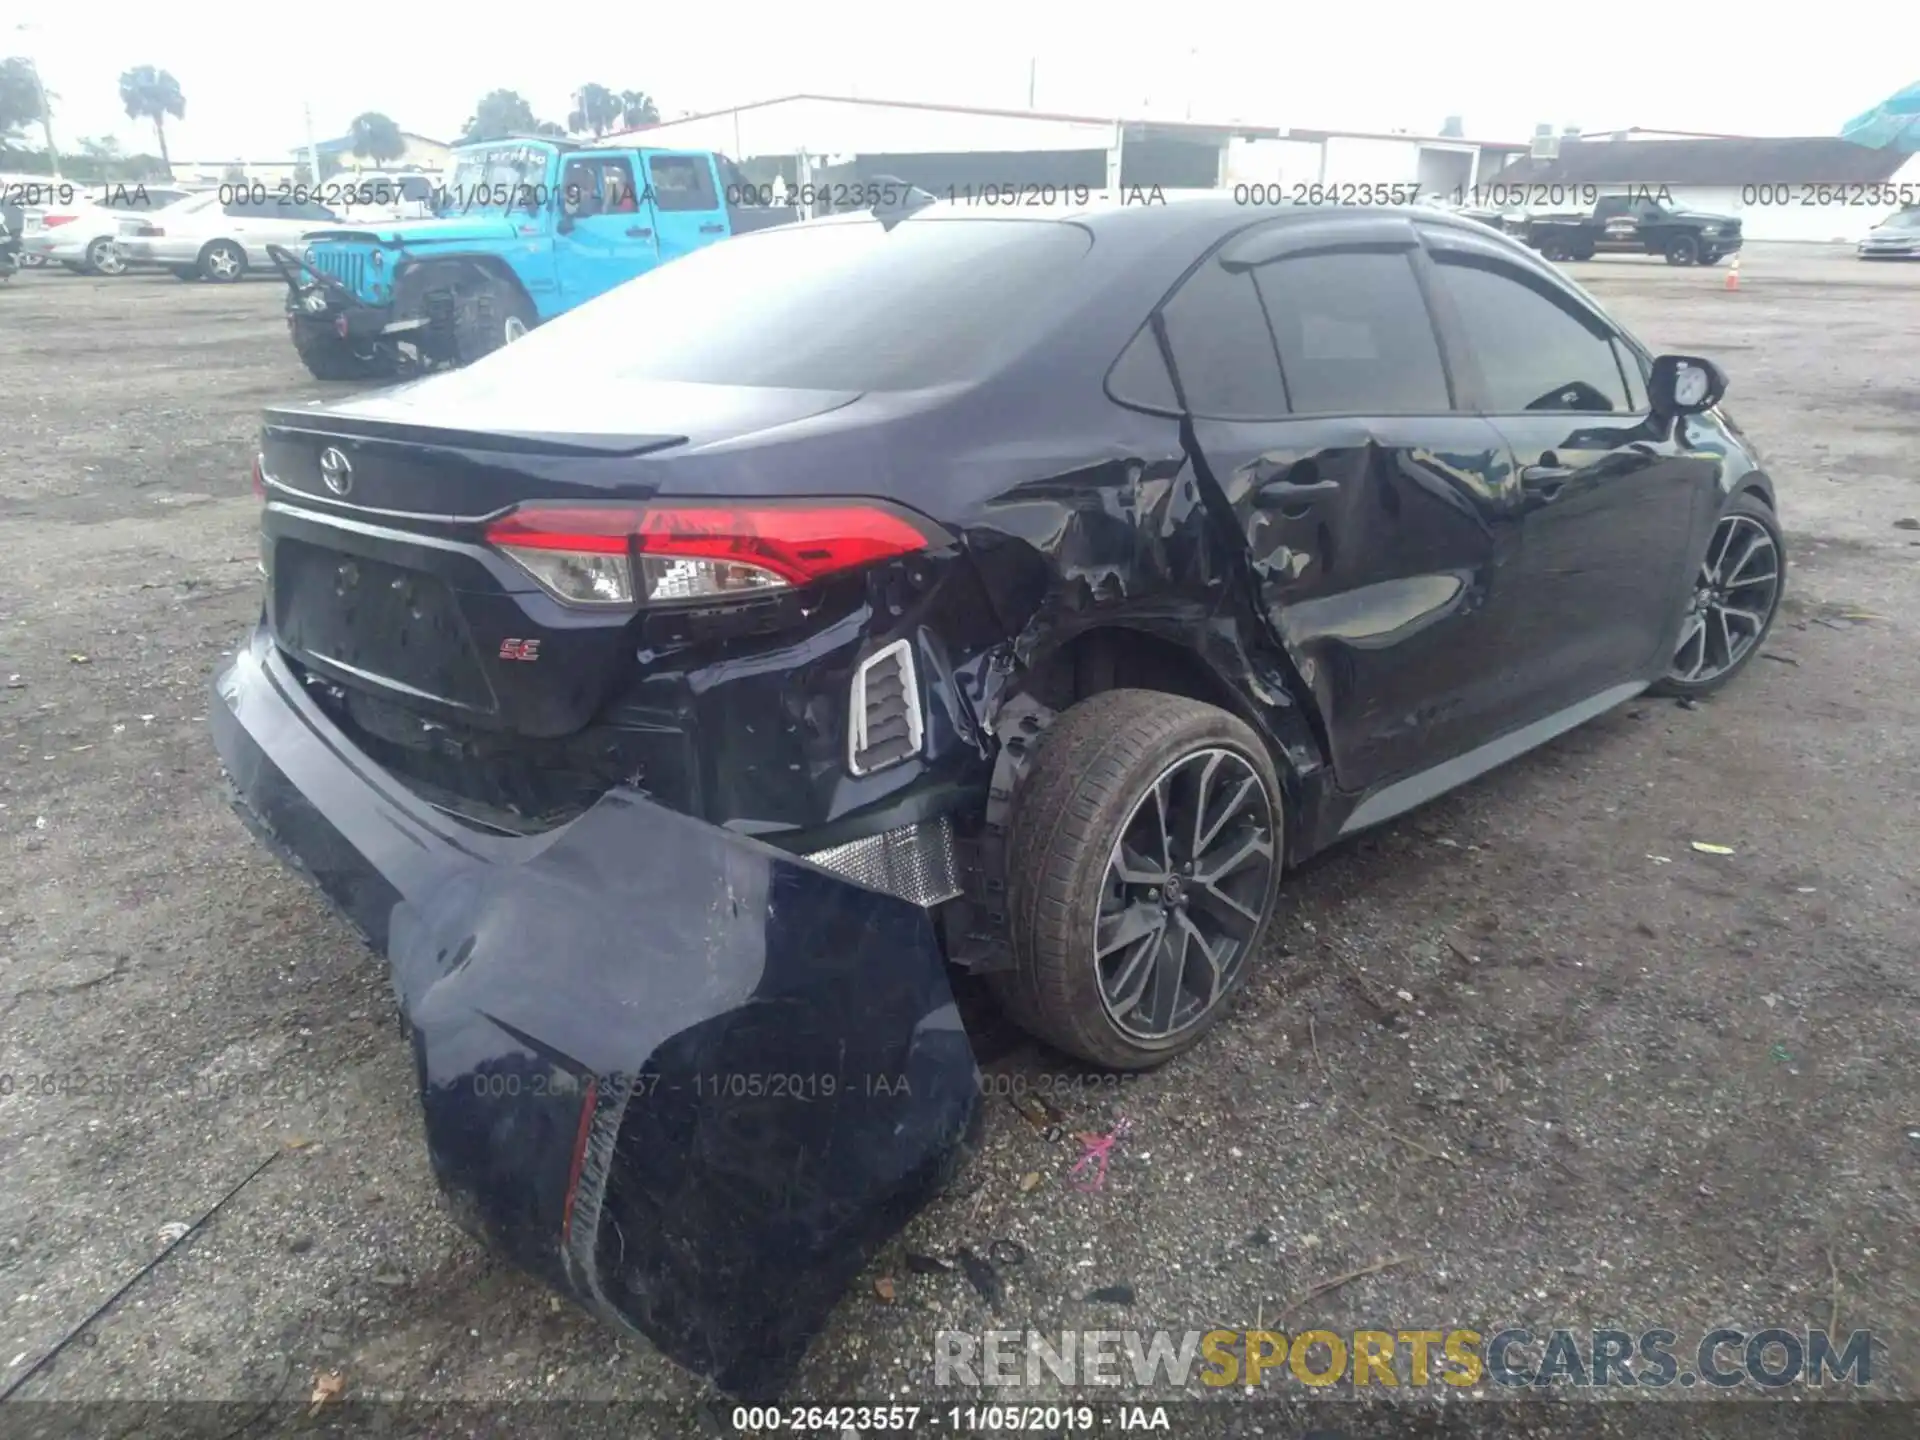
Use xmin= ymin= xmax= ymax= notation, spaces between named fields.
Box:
xmin=198 ymin=239 xmax=247 ymax=283
xmin=452 ymin=278 xmax=537 ymax=366
xmin=1649 ymin=491 xmax=1786 ymax=699
xmin=1539 ymin=241 xmax=1567 ymax=261
xmin=989 ymin=689 xmax=1287 ymax=1070
xmin=292 ymin=323 xmax=398 ymax=382
xmin=170 ymin=265 xmax=201 ymax=282
xmin=1570 ymin=244 xmax=1595 ymax=261
xmin=1698 ymin=250 xmax=1723 ymax=266
xmin=1664 ymin=233 xmax=1701 ymax=266
xmin=84 ymin=236 xmax=126 ymax=276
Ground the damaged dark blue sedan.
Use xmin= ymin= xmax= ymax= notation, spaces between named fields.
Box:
xmin=212 ymin=193 xmax=1785 ymax=1396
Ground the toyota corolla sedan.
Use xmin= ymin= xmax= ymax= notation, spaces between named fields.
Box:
xmin=211 ymin=194 xmax=1785 ymax=1396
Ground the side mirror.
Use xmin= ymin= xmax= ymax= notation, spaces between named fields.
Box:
xmin=1648 ymin=354 xmax=1727 ymax=416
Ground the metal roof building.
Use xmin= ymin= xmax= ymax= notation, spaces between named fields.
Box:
xmin=603 ymin=94 xmax=1530 ymax=204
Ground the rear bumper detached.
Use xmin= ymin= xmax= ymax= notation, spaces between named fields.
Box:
xmin=211 ymin=625 xmax=981 ymax=1397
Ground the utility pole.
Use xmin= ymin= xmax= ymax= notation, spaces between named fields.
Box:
xmin=1028 ymin=58 xmax=1036 ymax=109
xmin=304 ymin=101 xmax=323 ymax=187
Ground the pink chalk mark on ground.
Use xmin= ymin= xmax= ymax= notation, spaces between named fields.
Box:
xmin=1068 ymin=1117 xmax=1131 ymax=1192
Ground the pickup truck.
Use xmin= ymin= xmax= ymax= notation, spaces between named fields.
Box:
xmin=1522 ymin=193 xmax=1743 ymax=266
xmin=271 ymin=138 xmax=795 ymax=379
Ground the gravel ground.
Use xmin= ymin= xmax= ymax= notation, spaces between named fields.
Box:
xmin=1 ymin=245 xmax=1916 ymax=1434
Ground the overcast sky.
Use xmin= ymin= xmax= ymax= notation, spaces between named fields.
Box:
xmin=12 ymin=6 xmax=1918 ymax=162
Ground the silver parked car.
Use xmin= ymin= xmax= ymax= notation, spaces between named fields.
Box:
xmin=119 ymin=191 xmax=340 ymax=282
xmin=1857 ymin=207 xmax=1920 ymax=259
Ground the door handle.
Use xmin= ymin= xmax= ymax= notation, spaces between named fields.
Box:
xmin=625 ymin=227 xmax=652 ymax=238
xmin=1253 ymin=477 xmax=1342 ymax=508
xmin=698 ymin=222 xmax=726 ymax=234
xmin=1520 ymin=463 xmax=1573 ymax=502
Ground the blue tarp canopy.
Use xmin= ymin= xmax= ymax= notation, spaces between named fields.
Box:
xmin=1842 ymin=82 xmax=1920 ymax=150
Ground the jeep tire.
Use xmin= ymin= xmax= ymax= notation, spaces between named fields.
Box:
xmin=453 ymin=278 xmax=536 ymax=367
xmin=292 ymin=322 xmax=398 ymax=382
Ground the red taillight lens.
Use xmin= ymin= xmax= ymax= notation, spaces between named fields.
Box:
xmin=42 ymin=214 xmax=77 ymax=228
xmin=483 ymin=502 xmax=934 ymax=608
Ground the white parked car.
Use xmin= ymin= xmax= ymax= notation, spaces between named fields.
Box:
xmin=119 ymin=190 xmax=341 ymax=283
xmin=21 ymin=183 xmax=200 ymax=274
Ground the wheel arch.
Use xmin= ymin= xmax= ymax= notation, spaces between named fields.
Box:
xmin=998 ymin=621 xmax=1328 ymax=862
xmin=391 ymin=252 xmax=537 ymax=315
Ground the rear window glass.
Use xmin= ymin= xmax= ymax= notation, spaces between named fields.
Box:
xmin=490 ymin=216 xmax=1094 ymax=391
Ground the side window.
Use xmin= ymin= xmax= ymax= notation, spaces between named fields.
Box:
xmin=222 ymin=199 xmax=257 ymax=219
xmin=648 ymin=155 xmax=718 ymax=212
xmin=1155 ymin=263 xmax=1289 ymax=420
xmin=1106 ymin=326 xmax=1179 ymax=411
xmin=1252 ymin=250 xmax=1451 ymax=415
xmin=1430 ymin=256 xmax=1630 ymax=413
xmin=562 ymin=159 xmax=601 ymax=216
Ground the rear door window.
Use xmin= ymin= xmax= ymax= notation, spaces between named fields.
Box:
xmin=647 ymin=155 xmax=718 ymax=212
xmin=1151 ymin=263 xmax=1290 ymax=419
xmin=1429 ymin=255 xmax=1631 ymax=413
xmin=1251 ymin=250 xmax=1452 ymax=415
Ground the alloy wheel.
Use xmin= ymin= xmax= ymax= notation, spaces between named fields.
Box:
xmin=208 ymin=246 xmax=241 ymax=280
xmin=1094 ymin=747 xmax=1277 ymax=1041
xmin=1669 ymin=512 xmax=1780 ymax=684
xmin=89 ymin=239 xmax=126 ymax=275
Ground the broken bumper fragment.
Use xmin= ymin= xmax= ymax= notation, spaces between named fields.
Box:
xmin=210 ymin=624 xmax=980 ymax=1397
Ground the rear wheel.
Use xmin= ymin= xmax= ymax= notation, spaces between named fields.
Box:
xmin=1664 ymin=233 xmax=1701 ymax=266
xmin=199 ymin=239 xmax=247 ymax=283
xmin=170 ymin=264 xmax=200 ymax=282
xmin=1569 ymin=243 xmax=1595 ymax=261
xmin=990 ymin=690 xmax=1286 ymax=1070
xmin=85 ymin=237 xmax=126 ymax=275
xmin=1650 ymin=493 xmax=1785 ymax=698
xmin=1698 ymin=250 xmax=1724 ymax=265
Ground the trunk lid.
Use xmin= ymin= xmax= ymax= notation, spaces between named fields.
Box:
xmin=259 ymin=382 xmax=865 ymax=740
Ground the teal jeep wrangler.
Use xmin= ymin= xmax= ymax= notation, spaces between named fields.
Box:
xmin=270 ymin=137 xmax=794 ymax=379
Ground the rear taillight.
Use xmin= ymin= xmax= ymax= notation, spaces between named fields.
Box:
xmin=251 ymin=454 xmax=266 ymax=499
xmin=43 ymin=214 xmax=77 ymax=228
xmin=482 ymin=501 xmax=934 ymax=608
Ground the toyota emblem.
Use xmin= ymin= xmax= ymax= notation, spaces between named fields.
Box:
xmin=319 ymin=447 xmax=354 ymax=496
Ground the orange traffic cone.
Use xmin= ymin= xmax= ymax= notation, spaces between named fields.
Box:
xmin=1725 ymin=254 xmax=1741 ymax=291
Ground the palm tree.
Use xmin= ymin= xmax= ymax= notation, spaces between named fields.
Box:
xmin=118 ymin=66 xmax=184 ymax=170
xmin=348 ymin=112 xmax=406 ymax=169
xmin=618 ymin=90 xmax=659 ymax=128
xmin=567 ymin=83 xmax=620 ymax=138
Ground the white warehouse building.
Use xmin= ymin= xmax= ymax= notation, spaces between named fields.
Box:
xmin=603 ymin=93 xmax=1530 ymax=206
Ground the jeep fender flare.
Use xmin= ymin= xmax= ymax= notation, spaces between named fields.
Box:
xmin=390 ymin=253 xmax=536 ymax=323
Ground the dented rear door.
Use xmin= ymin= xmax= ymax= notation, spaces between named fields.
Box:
xmin=1161 ymin=217 xmax=1531 ymax=794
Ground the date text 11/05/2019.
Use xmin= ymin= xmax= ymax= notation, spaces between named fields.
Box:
xmin=464 ymin=1070 xmax=1136 ymax=1102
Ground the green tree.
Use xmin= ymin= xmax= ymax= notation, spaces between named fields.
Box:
xmin=118 ymin=65 xmax=185 ymax=170
xmin=349 ymin=111 xmax=406 ymax=167
xmin=1 ymin=57 xmax=43 ymax=141
xmin=461 ymin=90 xmax=538 ymax=143
xmin=619 ymin=90 xmax=659 ymax=128
xmin=568 ymin=83 xmax=621 ymax=137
